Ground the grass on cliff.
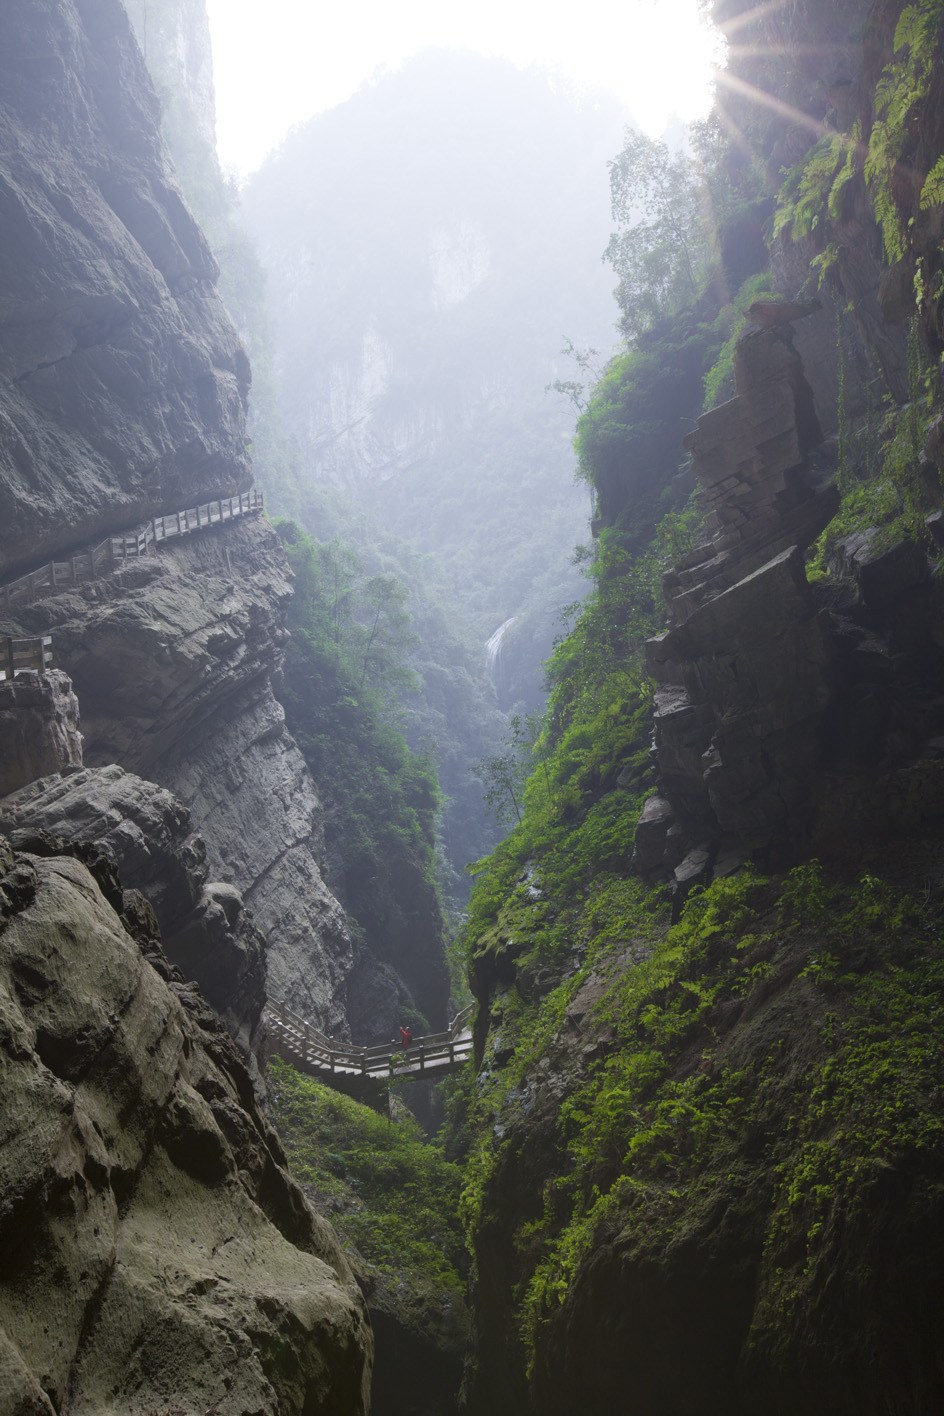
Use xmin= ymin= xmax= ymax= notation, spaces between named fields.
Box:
xmin=458 ymin=857 xmax=944 ymax=1373
xmin=268 ymin=1058 xmax=467 ymax=1341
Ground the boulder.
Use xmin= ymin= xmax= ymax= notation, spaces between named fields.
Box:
xmin=0 ymin=763 xmax=267 ymax=1063
xmin=0 ymin=833 xmax=372 ymax=1415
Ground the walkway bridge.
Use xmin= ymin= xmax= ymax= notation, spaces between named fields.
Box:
xmin=265 ymin=999 xmax=475 ymax=1084
xmin=1 ymin=489 xmax=265 ymax=612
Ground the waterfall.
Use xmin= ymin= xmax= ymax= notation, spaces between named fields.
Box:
xmin=485 ymin=616 xmax=517 ymax=699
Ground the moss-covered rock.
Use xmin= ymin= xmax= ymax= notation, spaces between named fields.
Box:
xmin=461 ymin=864 xmax=944 ymax=1415
xmin=269 ymin=1058 xmax=469 ymax=1416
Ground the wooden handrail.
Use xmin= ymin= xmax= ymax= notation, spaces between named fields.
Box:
xmin=1 ymin=490 xmax=265 ymax=612
xmin=265 ymin=996 xmax=475 ymax=1083
xmin=0 ymin=634 xmax=55 ymax=681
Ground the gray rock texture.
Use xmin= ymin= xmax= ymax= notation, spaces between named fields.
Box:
xmin=639 ymin=321 xmax=944 ymax=878
xmin=663 ymin=325 xmax=836 ymax=622
xmin=0 ymin=761 xmax=269 ymax=1063
xmin=0 ymin=831 xmax=372 ymax=1416
xmin=0 ymin=668 xmax=82 ymax=795
xmin=0 ymin=0 xmax=362 ymax=1039
xmin=3 ymin=514 xmax=357 ymax=1038
xmin=0 ymin=0 xmax=251 ymax=582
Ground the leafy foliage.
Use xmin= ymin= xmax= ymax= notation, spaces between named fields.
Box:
xmin=573 ymin=317 xmax=720 ymax=531
xmin=866 ymin=1 xmax=944 ymax=262
xmin=605 ymin=131 xmax=714 ymax=338
xmin=276 ymin=521 xmax=443 ymax=955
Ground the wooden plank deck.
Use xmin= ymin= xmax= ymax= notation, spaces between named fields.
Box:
xmin=265 ymin=999 xmax=475 ymax=1083
xmin=1 ymin=490 xmax=265 ymax=612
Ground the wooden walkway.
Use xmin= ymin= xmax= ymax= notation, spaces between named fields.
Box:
xmin=1 ymin=490 xmax=265 ymax=612
xmin=0 ymin=634 xmax=55 ymax=681
xmin=265 ymin=1000 xmax=475 ymax=1083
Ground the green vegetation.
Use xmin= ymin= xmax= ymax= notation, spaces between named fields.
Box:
xmin=269 ymin=1058 xmax=468 ymax=1342
xmin=573 ymin=319 xmax=718 ymax=532
xmin=605 ymin=131 xmax=713 ymax=339
xmin=458 ymin=846 xmax=944 ymax=1372
xmin=276 ymin=521 xmax=442 ymax=967
xmin=810 ymin=315 xmax=941 ymax=568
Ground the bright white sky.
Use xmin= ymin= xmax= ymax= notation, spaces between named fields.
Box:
xmin=205 ymin=0 xmax=724 ymax=178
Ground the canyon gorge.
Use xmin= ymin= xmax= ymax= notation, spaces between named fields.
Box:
xmin=2 ymin=1 xmax=944 ymax=1414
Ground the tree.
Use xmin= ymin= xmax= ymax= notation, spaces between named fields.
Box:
xmin=605 ymin=130 xmax=712 ymax=338
xmin=357 ymin=574 xmax=418 ymax=692
xmin=478 ymin=713 xmax=549 ymax=829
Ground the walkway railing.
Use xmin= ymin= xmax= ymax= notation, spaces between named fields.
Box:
xmin=1 ymin=490 xmax=265 ymax=612
xmin=265 ymin=999 xmax=475 ymax=1082
xmin=0 ymin=634 xmax=55 ymax=681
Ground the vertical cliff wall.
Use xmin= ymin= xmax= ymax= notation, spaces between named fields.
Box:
xmin=0 ymin=0 xmax=364 ymax=1036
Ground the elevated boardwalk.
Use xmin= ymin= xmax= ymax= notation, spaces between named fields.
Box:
xmin=265 ymin=999 xmax=475 ymax=1083
xmin=1 ymin=634 xmax=55 ymax=681
xmin=1 ymin=489 xmax=265 ymax=612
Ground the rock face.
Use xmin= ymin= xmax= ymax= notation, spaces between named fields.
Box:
xmin=0 ymin=831 xmax=372 ymax=1415
xmin=0 ymin=0 xmax=379 ymax=1041
xmin=0 ymin=761 xmax=268 ymax=1064
xmin=0 ymin=669 xmax=82 ymax=796
xmin=0 ymin=0 xmax=251 ymax=581
xmin=638 ymin=326 xmax=838 ymax=873
xmin=123 ymin=0 xmax=218 ymax=151
xmin=662 ymin=325 xmax=834 ymax=621
xmin=638 ymin=320 xmax=944 ymax=881
xmin=2 ymin=519 xmax=357 ymax=1036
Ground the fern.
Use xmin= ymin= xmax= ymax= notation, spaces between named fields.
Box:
xmin=866 ymin=0 xmax=944 ymax=262
xmin=772 ymin=129 xmax=861 ymax=255
xmin=921 ymin=155 xmax=944 ymax=209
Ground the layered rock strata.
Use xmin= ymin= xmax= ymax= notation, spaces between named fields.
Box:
xmin=0 ymin=831 xmax=372 ymax=1416
xmin=638 ymin=322 xmax=944 ymax=883
xmin=639 ymin=326 xmax=838 ymax=875
xmin=662 ymin=323 xmax=835 ymax=622
xmin=0 ymin=518 xmax=356 ymax=1035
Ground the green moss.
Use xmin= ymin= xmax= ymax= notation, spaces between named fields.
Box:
xmin=268 ymin=1058 xmax=467 ymax=1340
xmin=462 ymin=861 xmax=944 ymax=1373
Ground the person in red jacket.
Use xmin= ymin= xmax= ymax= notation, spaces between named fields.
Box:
xmin=399 ymin=1025 xmax=412 ymax=1049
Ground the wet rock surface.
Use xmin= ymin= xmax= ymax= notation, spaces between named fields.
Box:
xmin=0 ymin=832 xmax=372 ymax=1416
xmin=2 ymin=518 xmax=357 ymax=1037
xmin=641 ymin=323 xmax=944 ymax=880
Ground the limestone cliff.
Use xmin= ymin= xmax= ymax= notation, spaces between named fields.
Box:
xmin=0 ymin=830 xmax=372 ymax=1414
xmin=4 ymin=516 xmax=357 ymax=1032
xmin=0 ymin=0 xmax=360 ymax=1036
xmin=0 ymin=0 xmax=251 ymax=580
